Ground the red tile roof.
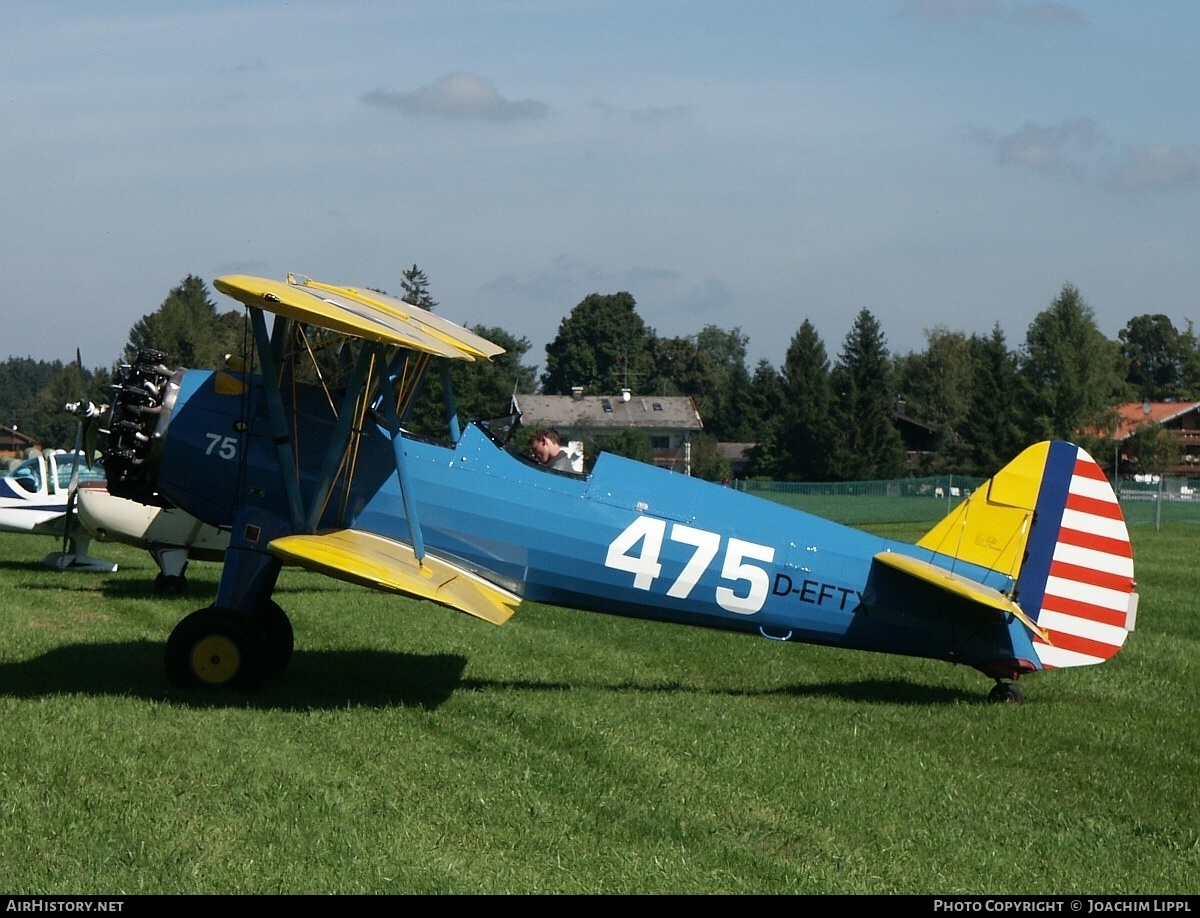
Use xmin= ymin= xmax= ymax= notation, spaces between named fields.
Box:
xmin=1113 ymin=401 xmax=1200 ymax=439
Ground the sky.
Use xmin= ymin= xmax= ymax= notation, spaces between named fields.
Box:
xmin=2 ymin=1 xmax=1198 ymax=381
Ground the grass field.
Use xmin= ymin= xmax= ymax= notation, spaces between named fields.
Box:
xmin=0 ymin=519 xmax=1196 ymax=895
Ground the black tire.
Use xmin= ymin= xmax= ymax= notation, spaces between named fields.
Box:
xmin=257 ymin=599 xmax=294 ymax=673
xmin=987 ymin=682 xmax=1024 ymax=705
xmin=165 ymin=606 xmax=267 ymax=691
xmin=154 ymin=573 xmax=188 ymax=597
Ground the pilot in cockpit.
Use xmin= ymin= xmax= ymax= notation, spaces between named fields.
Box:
xmin=529 ymin=427 xmax=575 ymax=473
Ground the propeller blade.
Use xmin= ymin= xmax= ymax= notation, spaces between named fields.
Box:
xmin=84 ymin=423 xmax=98 ymax=469
xmin=59 ymin=349 xmax=86 ymax=564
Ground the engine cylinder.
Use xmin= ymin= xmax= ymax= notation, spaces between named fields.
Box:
xmin=102 ymin=349 xmax=179 ymax=506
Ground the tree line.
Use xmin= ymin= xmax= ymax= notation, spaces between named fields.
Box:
xmin=516 ymin=280 xmax=1199 ymax=480
xmin=4 ymin=271 xmax=1197 ymax=482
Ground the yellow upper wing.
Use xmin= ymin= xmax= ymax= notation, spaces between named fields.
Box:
xmin=292 ymin=276 xmax=506 ymax=361
xmin=213 ymin=274 xmax=504 ymax=361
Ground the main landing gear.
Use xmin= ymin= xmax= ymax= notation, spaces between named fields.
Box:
xmin=154 ymin=572 xmax=188 ymax=597
xmin=987 ymin=681 xmax=1024 ymax=704
xmin=152 ymin=547 xmax=190 ymax=596
xmin=165 ymin=601 xmax=294 ymax=691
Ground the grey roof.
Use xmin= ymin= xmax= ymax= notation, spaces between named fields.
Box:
xmin=515 ymin=392 xmax=703 ymax=432
xmin=715 ymin=442 xmax=754 ymax=461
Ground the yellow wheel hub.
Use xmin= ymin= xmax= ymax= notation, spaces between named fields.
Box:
xmin=191 ymin=634 xmax=241 ymax=685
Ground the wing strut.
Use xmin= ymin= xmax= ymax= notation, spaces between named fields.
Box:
xmin=303 ymin=342 xmax=377 ymax=533
xmin=250 ymin=307 xmax=305 ymax=531
xmin=378 ymin=367 xmax=427 ymax=565
xmin=440 ymin=362 xmax=461 ymax=443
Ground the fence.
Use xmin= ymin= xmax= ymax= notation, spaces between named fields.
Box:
xmin=733 ymin=474 xmax=986 ymax=526
xmin=734 ymin=473 xmax=1200 ymax=528
xmin=1116 ymin=476 xmax=1200 ymax=528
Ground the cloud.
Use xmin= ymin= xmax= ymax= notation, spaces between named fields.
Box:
xmin=591 ymin=99 xmax=693 ymax=124
xmin=361 ymin=73 xmax=548 ymax=121
xmin=679 ymin=278 xmax=731 ymax=317
xmin=1110 ymin=146 xmax=1200 ymax=191
xmin=901 ymin=0 xmax=1085 ymax=27
xmin=902 ymin=0 xmax=1004 ymax=19
xmin=482 ymin=270 xmax=573 ymax=305
xmin=1009 ymin=2 xmax=1085 ymax=27
xmin=482 ymin=257 xmax=680 ymax=306
xmin=969 ymin=121 xmax=1200 ymax=191
xmin=624 ymin=266 xmax=680 ymax=284
xmin=970 ymin=117 xmax=1102 ymax=175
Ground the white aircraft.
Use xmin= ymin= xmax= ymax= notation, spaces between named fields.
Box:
xmin=68 ymin=351 xmax=231 ymax=593
xmin=1 ymin=383 xmax=228 ymax=589
xmin=0 ymin=447 xmax=118 ymax=572
xmin=76 ymin=484 xmax=228 ymax=594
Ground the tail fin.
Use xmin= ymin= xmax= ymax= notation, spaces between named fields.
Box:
xmin=917 ymin=441 xmax=1137 ymax=669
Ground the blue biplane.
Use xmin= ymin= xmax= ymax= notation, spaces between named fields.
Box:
xmin=100 ymin=274 xmax=1138 ymax=702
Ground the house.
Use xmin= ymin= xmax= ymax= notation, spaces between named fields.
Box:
xmin=1112 ymin=400 xmax=1200 ymax=475
xmin=0 ymin=424 xmax=37 ymax=460
xmin=715 ymin=442 xmax=754 ymax=478
xmin=514 ymin=388 xmax=704 ymax=474
xmin=894 ymin=398 xmax=938 ymax=467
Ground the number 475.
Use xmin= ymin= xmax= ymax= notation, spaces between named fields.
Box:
xmin=604 ymin=516 xmax=775 ymax=615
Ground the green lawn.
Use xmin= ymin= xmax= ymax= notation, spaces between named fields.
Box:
xmin=0 ymin=524 xmax=1195 ymax=894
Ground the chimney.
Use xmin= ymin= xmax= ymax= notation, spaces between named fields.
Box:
xmin=571 ymin=386 xmax=584 ymax=400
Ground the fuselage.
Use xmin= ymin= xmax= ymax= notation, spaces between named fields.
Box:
xmin=146 ymin=368 xmax=1035 ymax=672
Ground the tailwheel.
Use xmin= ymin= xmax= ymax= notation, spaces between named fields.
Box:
xmin=165 ymin=606 xmax=267 ymax=691
xmin=257 ymin=599 xmax=294 ymax=674
xmin=987 ymin=681 xmax=1024 ymax=705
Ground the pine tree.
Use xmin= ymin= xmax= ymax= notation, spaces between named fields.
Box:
xmin=1119 ymin=313 xmax=1195 ymax=400
xmin=123 ymin=275 xmax=244 ymax=369
xmin=830 ymin=309 xmax=906 ymax=480
xmin=744 ymin=360 xmax=786 ymax=478
xmin=1020 ymin=284 xmax=1129 ymax=440
xmin=960 ymin=325 xmax=1029 ymax=475
xmin=400 ymin=265 xmax=438 ymax=311
xmin=696 ymin=326 xmax=755 ymax=442
xmin=779 ymin=320 xmax=836 ymax=480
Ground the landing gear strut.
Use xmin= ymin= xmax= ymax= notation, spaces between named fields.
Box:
xmin=152 ymin=547 xmax=190 ymax=596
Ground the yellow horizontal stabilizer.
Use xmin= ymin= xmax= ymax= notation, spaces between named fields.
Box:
xmin=214 ymin=274 xmax=479 ymax=360
xmin=873 ymin=551 xmax=1050 ymax=643
xmin=268 ymin=530 xmax=520 ymax=625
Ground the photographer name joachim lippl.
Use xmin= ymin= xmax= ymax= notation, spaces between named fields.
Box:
xmin=934 ymin=902 xmax=1191 ymax=913
xmin=1089 ymin=904 xmax=1191 ymax=913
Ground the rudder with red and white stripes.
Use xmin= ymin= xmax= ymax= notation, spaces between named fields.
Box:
xmin=1015 ymin=441 xmax=1138 ymax=669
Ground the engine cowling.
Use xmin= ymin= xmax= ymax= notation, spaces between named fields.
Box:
xmin=101 ymin=349 xmax=182 ymax=507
